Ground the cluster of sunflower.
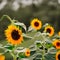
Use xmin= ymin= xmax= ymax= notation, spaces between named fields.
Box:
xmin=52 ymin=39 xmax=60 ymax=60
xmin=0 ymin=15 xmax=31 ymax=60
xmin=0 ymin=15 xmax=60 ymax=60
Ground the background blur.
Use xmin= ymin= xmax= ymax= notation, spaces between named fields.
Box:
xmin=0 ymin=0 xmax=60 ymax=40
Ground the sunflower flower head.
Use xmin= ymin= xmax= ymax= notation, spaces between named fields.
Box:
xmin=52 ymin=39 xmax=60 ymax=49
xmin=44 ymin=25 xmax=54 ymax=36
xmin=5 ymin=24 xmax=23 ymax=45
xmin=25 ymin=48 xmax=30 ymax=57
xmin=56 ymin=51 xmax=60 ymax=60
xmin=0 ymin=55 xmax=5 ymax=60
xmin=58 ymin=31 xmax=60 ymax=36
xmin=31 ymin=18 xmax=42 ymax=30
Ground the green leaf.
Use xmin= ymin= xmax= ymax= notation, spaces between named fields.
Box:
xmin=15 ymin=47 xmax=24 ymax=53
xmin=0 ymin=44 xmax=3 ymax=48
xmin=28 ymin=26 xmax=35 ymax=32
xmin=23 ymin=33 xmax=33 ymax=39
xmin=43 ymin=23 xmax=49 ymax=28
xmin=18 ymin=52 xmax=26 ymax=58
xmin=0 ymin=49 xmax=5 ymax=53
xmin=45 ymin=43 xmax=53 ymax=48
xmin=53 ymin=34 xmax=60 ymax=39
xmin=30 ymin=51 xmax=36 ymax=56
xmin=48 ymin=47 xmax=56 ymax=54
xmin=20 ymin=32 xmax=42 ymax=47
xmin=14 ymin=22 xmax=26 ymax=31
xmin=33 ymin=54 xmax=42 ymax=60
xmin=35 ymin=41 xmax=41 ymax=47
xmin=4 ymin=45 xmax=14 ymax=50
xmin=45 ymin=53 xmax=55 ymax=60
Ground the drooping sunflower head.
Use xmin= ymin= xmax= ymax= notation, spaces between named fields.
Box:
xmin=56 ymin=51 xmax=60 ymax=60
xmin=0 ymin=55 xmax=5 ymax=60
xmin=52 ymin=39 xmax=60 ymax=49
xmin=44 ymin=25 xmax=54 ymax=36
xmin=31 ymin=18 xmax=42 ymax=30
xmin=58 ymin=31 xmax=60 ymax=36
xmin=25 ymin=48 xmax=30 ymax=57
xmin=5 ymin=25 xmax=23 ymax=45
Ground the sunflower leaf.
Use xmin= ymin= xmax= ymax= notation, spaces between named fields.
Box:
xmin=35 ymin=41 xmax=42 ymax=47
xmin=23 ymin=33 xmax=33 ymax=39
xmin=48 ymin=47 xmax=56 ymax=54
xmin=4 ymin=45 xmax=14 ymax=50
xmin=45 ymin=53 xmax=55 ymax=60
xmin=0 ymin=44 xmax=3 ymax=48
xmin=45 ymin=43 xmax=53 ymax=48
xmin=28 ymin=26 xmax=35 ymax=32
xmin=15 ymin=47 xmax=24 ymax=53
xmin=14 ymin=22 xmax=26 ymax=31
xmin=18 ymin=52 xmax=26 ymax=58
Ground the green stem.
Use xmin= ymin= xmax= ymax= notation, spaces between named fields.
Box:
xmin=10 ymin=45 xmax=17 ymax=60
xmin=13 ymin=55 xmax=17 ymax=60
xmin=42 ymin=47 xmax=45 ymax=60
xmin=10 ymin=52 xmax=17 ymax=60
xmin=0 ymin=15 xmax=14 ymax=24
xmin=41 ymin=35 xmax=46 ymax=60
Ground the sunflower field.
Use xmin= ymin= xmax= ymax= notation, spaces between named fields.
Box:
xmin=0 ymin=15 xmax=60 ymax=60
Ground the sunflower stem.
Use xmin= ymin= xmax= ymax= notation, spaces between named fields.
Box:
xmin=41 ymin=42 xmax=45 ymax=60
xmin=0 ymin=15 xmax=14 ymax=24
xmin=10 ymin=45 xmax=17 ymax=60
xmin=10 ymin=52 xmax=17 ymax=60
xmin=41 ymin=35 xmax=46 ymax=60
xmin=42 ymin=48 xmax=45 ymax=60
xmin=13 ymin=55 xmax=17 ymax=60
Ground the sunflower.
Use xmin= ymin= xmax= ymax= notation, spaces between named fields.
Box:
xmin=52 ymin=39 xmax=60 ymax=49
xmin=5 ymin=25 xmax=23 ymax=45
xmin=31 ymin=18 xmax=42 ymax=30
xmin=44 ymin=26 xmax=54 ymax=36
xmin=58 ymin=31 xmax=60 ymax=36
xmin=25 ymin=48 xmax=30 ymax=57
xmin=0 ymin=55 xmax=5 ymax=60
xmin=56 ymin=51 xmax=60 ymax=60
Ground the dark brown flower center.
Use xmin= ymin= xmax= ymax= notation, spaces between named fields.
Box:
xmin=11 ymin=30 xmax=20 ymax=40
xmin=58 ymin=54 xmax=60 ymax=60
xmin=47 ymin=28 xmax=51 ymax=33
xmin=27 ymin=52 xmax=30 ymax=54
xmin=34 ymin=22 xmax=39 ymax=27
xmin=56 ymin=42 xmax=60 ymax=46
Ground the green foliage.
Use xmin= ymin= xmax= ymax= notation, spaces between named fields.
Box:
xmin=4 ymin=45 xmax=15 ymax=50
xmin=0 ymin=0 xmax=60 ymax=60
